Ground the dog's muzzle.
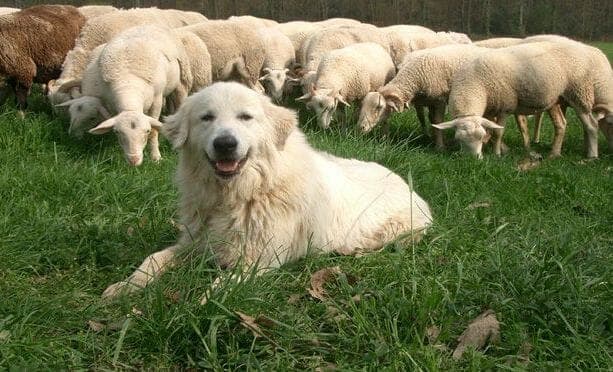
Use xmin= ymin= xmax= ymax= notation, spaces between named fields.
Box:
xmin=208 ymin=135 xmax=248 ymax=179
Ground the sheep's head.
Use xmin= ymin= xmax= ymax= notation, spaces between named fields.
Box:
xmin=89 ymin=111 xmax=162 ymax=167
xmin=57 ymin=96 xmax=110 ymax=138
xmin=594 ymin=106 xmax=613 ymax=150
xmin=358 ymin=91 xmax=404 ymax=133
xmin=259 ymin=68 xmax=289 ymax=102
xmin=299 ymin=71 xmax=317 ymax=94
xmin=432 ymin=116 xmax=503 ymax=159
xmin=296 ymin=86 xmax=349 ymax=129
xmin=48 ymin=79 xmax=82 ymax=108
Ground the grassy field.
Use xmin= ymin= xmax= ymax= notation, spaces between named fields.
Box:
xmin=1 ymin=48 xmax=612 ymax=369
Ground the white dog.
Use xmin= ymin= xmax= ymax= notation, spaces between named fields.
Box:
xmin=102 ymin=82 xmax=433 ymax=299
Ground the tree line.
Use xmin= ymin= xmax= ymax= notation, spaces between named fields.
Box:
xmin=5 ymin=0 xmax=612 ymax=40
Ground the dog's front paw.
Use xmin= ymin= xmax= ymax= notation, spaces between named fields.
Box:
xmin=101 ymin=280 xmax=139 ymax=300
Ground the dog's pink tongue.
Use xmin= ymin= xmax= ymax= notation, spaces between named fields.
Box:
xmin=216 ymin=160 xmax=239 ymax=172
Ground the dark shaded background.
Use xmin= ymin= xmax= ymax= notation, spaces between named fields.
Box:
xmin=2 ymin=0 xmax=611 ymax=40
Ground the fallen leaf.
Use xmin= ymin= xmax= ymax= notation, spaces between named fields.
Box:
xmin=87 ymin=320 xmax=105 ymax=332
xmin=138 ymin=216 xmax=148 ymax=228
xmin=236 ymin=311 xmax=265 ymax=338
xmin=351 ymin=294 xmax=361 ymax=303
xmin=169 ymin=218 xmax=186 ymax=232
xmin=131 ymin=307 xmax=143 ymax=317
xmin=0 ymin=330 xmax=10 ymax=343
xmin=126 ymin=226 xmax=135 ymax=236
xmin=164 ymin=290 xmax=181 ymax=303
xmin=287 ymin=294 xmax=302 ymax=304
xmin=425 ymin=325 xmax=441 ymax=344
xmin=516 ymin=153 xmax=542 ymax=171
xmin=315 ymin=363 xmax=338 ymax=372
xmin=452 ymin=310 xmax=500 ymax=360
xmin=308 ymin=266 xmax=342 ymax=301
xmin=467 ymin=201 xmax=491 ymax=210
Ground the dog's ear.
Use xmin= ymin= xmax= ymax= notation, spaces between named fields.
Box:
xmin=264 ymin=100 xmax=297 ymax=149
xmin=163 ymin=104 xmax=190 ymax=149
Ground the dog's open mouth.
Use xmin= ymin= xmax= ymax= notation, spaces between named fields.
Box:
xmin=209 ymin=154 xmax=249 ymax=179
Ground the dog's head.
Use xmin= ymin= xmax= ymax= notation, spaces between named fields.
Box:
xmin=163 ymin=82 xmax=297 ymax=180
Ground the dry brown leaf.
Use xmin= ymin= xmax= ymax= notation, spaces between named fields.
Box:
xmin=0 ymin=330 xmax=9 ymax=343
xmin=308 ymin=266 xmax=342 ymax=301
xmin=517 ymin=156 xmax=542 ymax=172
xmin=236 ymin=311 xmax=265 ymax=338
xmin=131 ymin=307 xmax=143 ymax=317
xmin=467 ymin=201 xmax=491 ymax=210
xmin=452 ymin=310 xmax=500 ymax=360
xmin=138 ymin=216 xmax=148 ymax=228
xmin=165 ymin=290 xmax=181 ymax=303
xmin=351 ymin=294 xmax=361 ymax=303
xmin=425 ymin=325 xmax=441 ymax=344
xmin=287 ymin=294 xmax=302 ymax=304
xmin=126 ymin=226 xmax=135 ymax=236
xmin=87 ymin=320 xmax=105 ymax=332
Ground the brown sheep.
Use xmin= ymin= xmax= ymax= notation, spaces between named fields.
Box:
xmin=0 ymin=5 xmax=86 ymax=114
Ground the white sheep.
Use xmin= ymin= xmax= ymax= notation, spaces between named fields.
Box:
xmin=382 ymin=27 xmax=456 ymax=69
xmin=297 ymin=42 xmax=395 ymax=129
xmin=437 ymin=31 xmax=472 ymax=44
xmin=0 ymin=7 xmax=19 ymax=15
xmin=433 ymin=41 xmax=613 ymax=158
xmin=180 ymin=20 xmax=266 ymax=91
xmin=298 ymin=24 xmax=389 ymax=93
xmin=228 ymin=15 xmax=278 ymax=28
xmin=257 ymin=27 xmax=296 ymax=101
xmin=78 ymin=5 xmax=118 ymax=19
xmin=358 ymin=44 xmax=487 ymax=146
xmin=274 ymin=21 xmax=323 ymax=66
xmin=473 ymin=37 xmax=523 ymax=49
xmin=48 ymin=7 xmax=207 ymax=106
xmin=56 ymin=25 xmax=212 ymax=166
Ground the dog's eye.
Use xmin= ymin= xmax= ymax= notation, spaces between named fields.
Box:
xmin=238 ymin=113 xmax=253 ymax=121
xmin=201 ymin=113 xmax=215 ymax=121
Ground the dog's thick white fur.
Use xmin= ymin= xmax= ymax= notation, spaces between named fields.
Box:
xmin=102 ymin=82 xmax=433 ymax=299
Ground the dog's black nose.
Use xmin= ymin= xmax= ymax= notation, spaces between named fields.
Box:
xmin=213 ymin=135 xmax=238 ymax=154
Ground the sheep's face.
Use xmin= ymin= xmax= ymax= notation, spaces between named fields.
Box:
xmin=308 ymin=93 xmax=337 ymax=129
xmin=260 ymin=68 xmax=288 ymax=102
xmin=432 ymin=116 xmax=503 ymax=159
xmin=358 ymin=92 xmax=389 ymax=133
xmin=89 ymin=111 xmax=162 ymax=166
xmin=60 ymin=96 xmax=108 ymax=138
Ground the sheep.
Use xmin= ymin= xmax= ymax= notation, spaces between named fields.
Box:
xmin=358 ymin=44 xmax=488 ymax=147
xmin=381 ymin=26 xmax=456 ymax=68
xmin=0 ymin=7 xmax=18 ymax=15
xmin=0 ymin=5 xmax=86 ymax=115
xmin=56 ymin=25 xmax=212 ymax=166
xmin=298 ymin=24 xmax=389 ymax=92
xmin=180 ymin=20 xmax=266 ymax=91
xmin=315 ymin=18 xmax=362 ymax=27
xmin=78 ymin=5 xmax=118 ymax=19
xmin=432 ymin=41 xmax=613 ymax=158
xmin=256 ymin=27 xmax=296 ymax=101
xmin=297 ymin=42 xmax=395 ymax=129
xmin=228 ymin=15 xmax=278 ymax=28
xmin=47 ymin=7 xmax=207 ymax=106
xmin=274 ymin=21 xmax=323 ymax=64
xmin=437 ymin=31 xmax=472 ymax=44
xmin=473 ymin=37 xmax=523 ymax=49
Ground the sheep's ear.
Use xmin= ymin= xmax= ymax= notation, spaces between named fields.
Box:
xmin=296 ymin=93 xmax=311 ymax=102
xmin=264 ymin=99 xmax=297 ymax=149
xmin=432 ymin=120 xmax=458 ymax=130
xmin=89 ymin=118 xmax=116 ymax=135
xmin=262 ymin=67 xmax=272 ymax=74
xmin=335 ymin=93 xmax=350 ymax=107
xmin=149 ymin=117 xmax=163 ymax=130
xmin=480 ymin=118 xmax=504 ymax=129
xmin=57 ymin=79 xmax=82 ymax=94
xmin=97 ymin=105 xmax=111 ymax=119
xmin=383 ymin=92 xmax=403 ymax=112
xmin=259 ymin=74 xmax=269 ymax=82
xmin=162 ymin=105 xmax=190 ymax=149
xmin=593 ymin=105 xmax=608 ymax=121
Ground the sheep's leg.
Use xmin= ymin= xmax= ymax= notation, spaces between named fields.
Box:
xmin=102 ymin=244 xmax=182 ymax=299
xmin=514 ymin=114 xmax=531 ymax=150
xmin=14 ymin=81 xmax=31 ymax=118
xmin=492 ymin=114 xmax=508 ymax=156
xmin=148 ymin=97 xmax=164 ymax=162
xmin=576 ymin=111 xmax=599 ymax=158
xmin=548 ymin=104 xmax=567 ymax=158
xmin=415 ymin=104 xmax=428 ymax=136
xmin=533 ymin=111 xmax=544 ymax=143
xmin=430 ymin=103 xmax=446 ymax=150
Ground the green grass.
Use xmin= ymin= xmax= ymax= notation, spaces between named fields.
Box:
xmin=1 ymin=51 xmax=612 ymax=370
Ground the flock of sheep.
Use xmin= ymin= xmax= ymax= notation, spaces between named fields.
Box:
xmin=1 ymin=4 xmax=612 ymax=165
